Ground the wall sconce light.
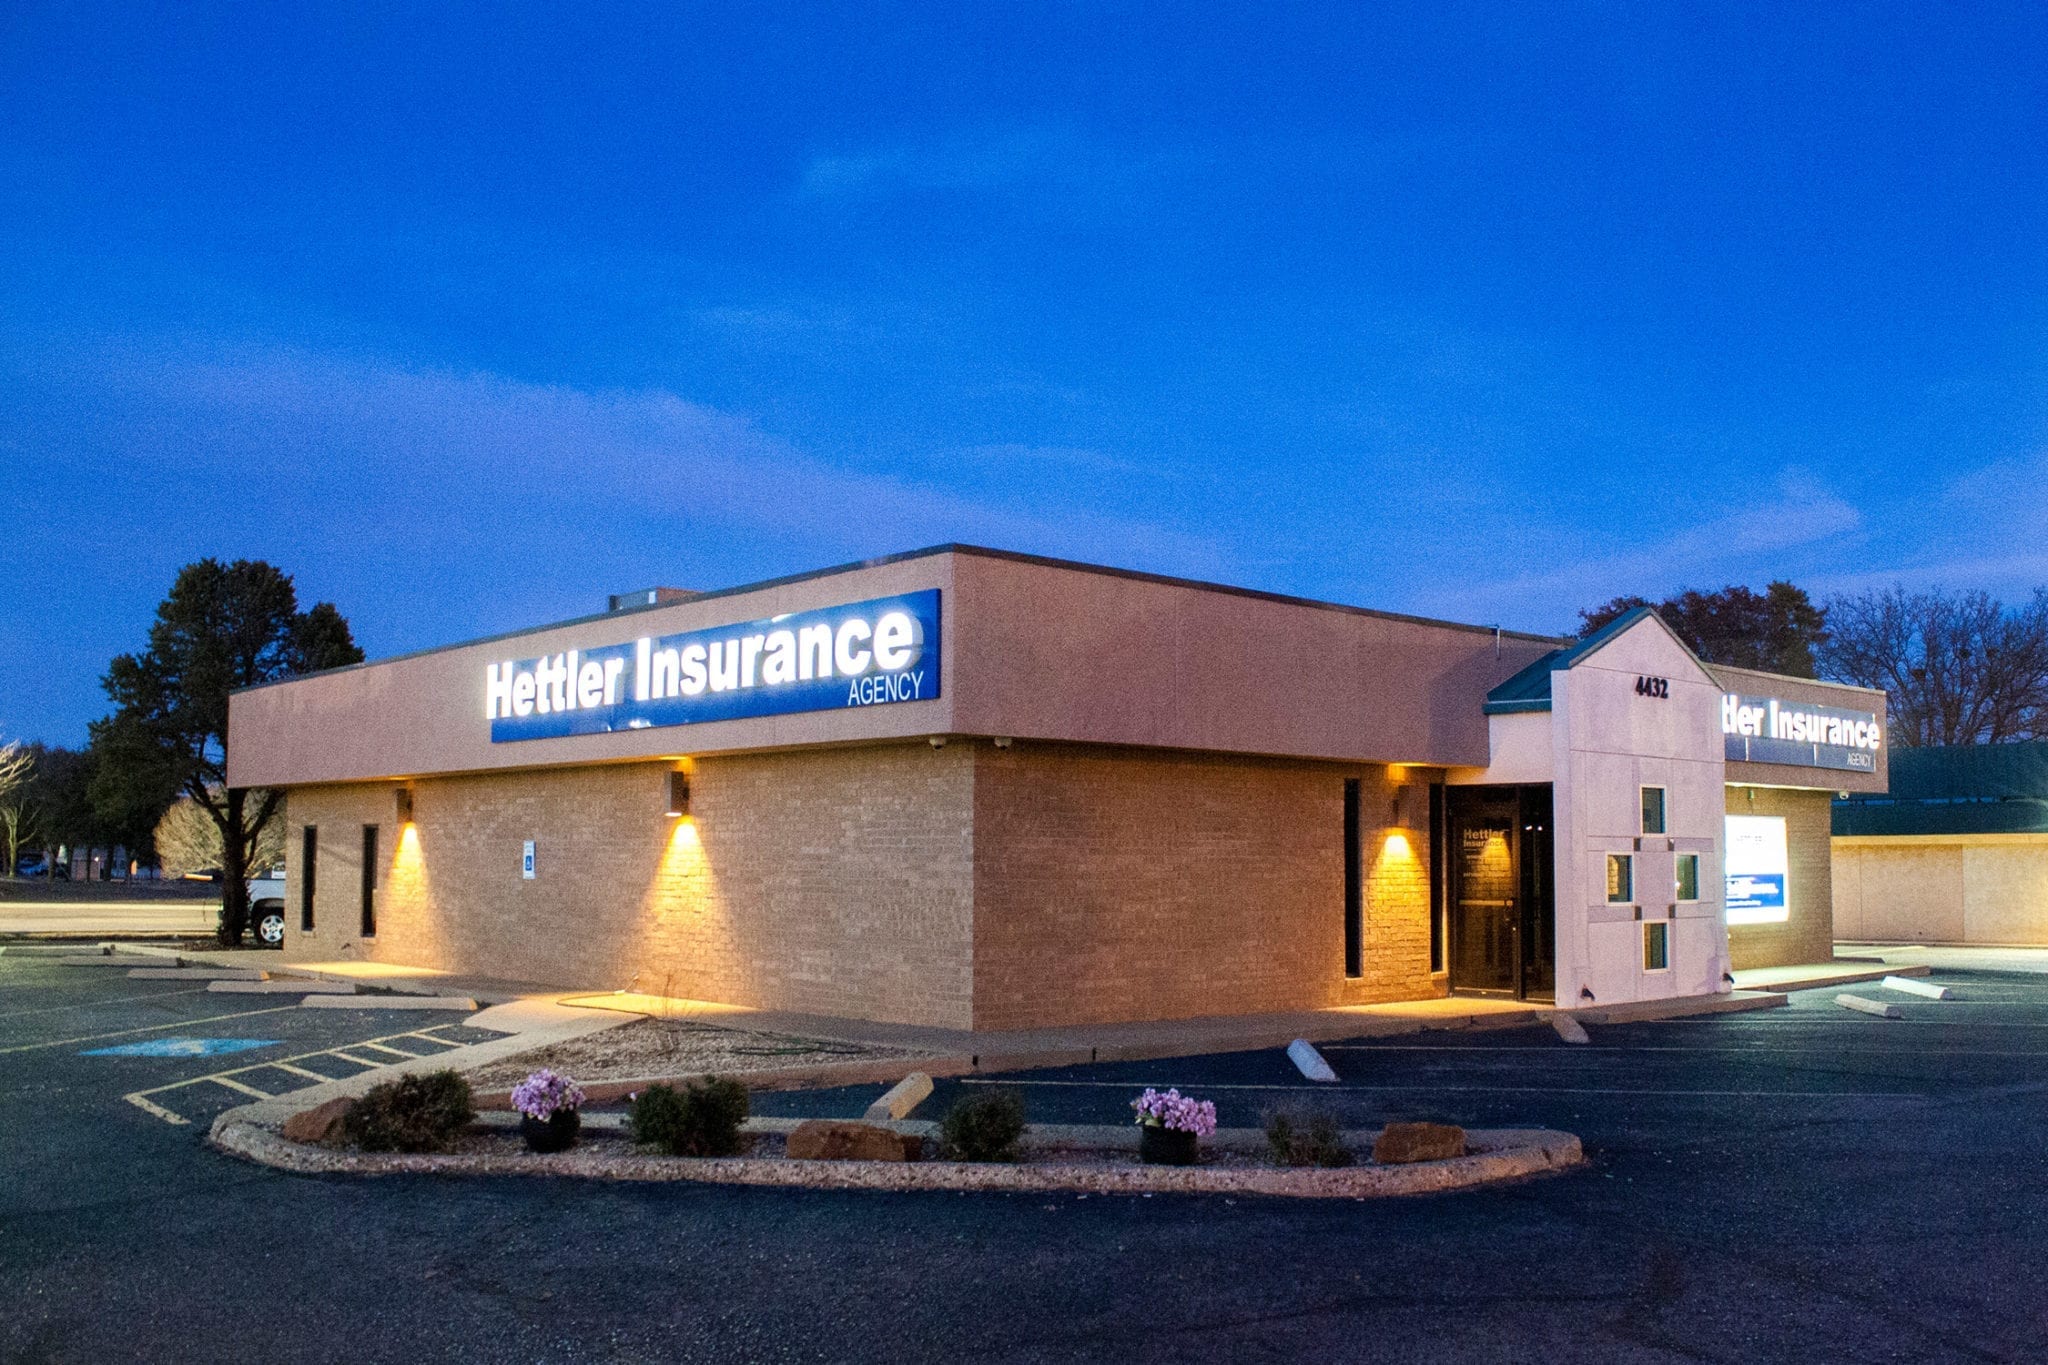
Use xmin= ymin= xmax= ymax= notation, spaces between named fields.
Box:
xmin=1389 ymin=784 xmax=1417 ymax=829
xmin=666 ymin=770 xmax=691 ymax=819
xmin=395 ymin=784 xmax=415 ymax=825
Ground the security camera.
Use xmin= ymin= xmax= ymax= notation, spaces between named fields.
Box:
xmin=928 ymin=736 xmax=947 ymax=749
xmin=993 ymin=736 xmax=1013 ymax=749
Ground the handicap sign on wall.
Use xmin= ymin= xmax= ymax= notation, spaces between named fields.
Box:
xmin=82 ymin=1038 xmax=279 ymax=1058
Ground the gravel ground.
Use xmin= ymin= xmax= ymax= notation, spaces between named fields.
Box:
xmin=464 ymin=1016 xmax=934 ymax=1089
xmin=222 ymin=1119 xmax=1579 ymax=1197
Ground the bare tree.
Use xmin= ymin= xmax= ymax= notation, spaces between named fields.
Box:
xmin=154 ymin=792 xmax=283 ymax=880
xmin=1820 ymin=586 xmax=2048 ymax=746
xmin=0 ymin=741 xmax=35 ymax=876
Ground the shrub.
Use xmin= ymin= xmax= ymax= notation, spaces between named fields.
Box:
xmin=340 ymin=1070 xmax=475 ymax=1153
xmin=938 ymin=1088 xmax=1027 ymax=1162
xmin=629 ymin=1076 xmax=750 ymax=1157
xmin=1265 ymin=1108 xmax=1354 ymax=1168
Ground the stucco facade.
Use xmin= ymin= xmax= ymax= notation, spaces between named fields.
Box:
xmin=1835 ymin=834 xmax=2048 ymax=946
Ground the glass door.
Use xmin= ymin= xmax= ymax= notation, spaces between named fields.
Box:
xmin=1448 ymin=788 xmax=1520 ymax=995
xmin=1446 ymin=785 xmax=1555 ymax=1000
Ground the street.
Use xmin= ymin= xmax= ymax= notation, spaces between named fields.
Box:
xmin=4 ymin=949 xmax=2047 ymax=1362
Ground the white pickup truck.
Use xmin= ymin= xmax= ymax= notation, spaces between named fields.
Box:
xmin=247 ymin=868 xmax=287 ymax=949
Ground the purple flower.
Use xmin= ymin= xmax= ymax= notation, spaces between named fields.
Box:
xmin=1130 ymin=1087 xmax=1218 ymax=1138
xmin=511 ymin=1068 xmax=587 ymax=1121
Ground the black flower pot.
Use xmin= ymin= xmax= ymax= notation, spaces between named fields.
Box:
xmin=1138 ymin=1124 xmax=1199 ymax=1167
xmin=521 ymin=1109 xmax=580 ymax=1154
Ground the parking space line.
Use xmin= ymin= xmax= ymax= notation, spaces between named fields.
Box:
xmin=0 ymin=987 xmax=213 ymax=1021
xmin=1318 ymin=1055 xmax=2048 ymax=1064
xmin=0 ymin=1006 xmax=303 ymax=1056
xmin=124 ymin=1093 xmax=190 ymax=1126
xmin=960 ymin=1078 xmax=1928 ymax=1100
xmin=121 ymin=1023 xmax=493 ymax=1126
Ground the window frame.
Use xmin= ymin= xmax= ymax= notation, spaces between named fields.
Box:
xmin=1606 ymin=853 xmax=1635 ymax=905
xmin=1640 ymin=785 xmax=1667 ymax=836
xmin=360 ymin=824 xmax=379 ymax=939
xmin=1643 ymin=920 xmax=1671 ymax=972
xmin=1675 ymin=851 xmax=1701 ymax=903
xmin=299 ymin=826 xmax=317 ymax=932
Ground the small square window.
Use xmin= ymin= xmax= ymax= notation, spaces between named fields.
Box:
xmin=1641 ymin=786 xmax=1667 ymax=835
xmin=1675 ymin=853 xmax=1700 ymax=902
xmin=1607 ymin=854 xmax=1634 ymax=904
xmin=1644 ymin=921 xmax=1670 ymax=971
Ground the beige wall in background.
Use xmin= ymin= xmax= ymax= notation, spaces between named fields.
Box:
xmin=1835 ymin=834 xmax=2048 ymax=945
xmin=1725 ymin=786 xmax=1836 ymax=971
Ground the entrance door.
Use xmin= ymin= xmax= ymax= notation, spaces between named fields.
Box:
xmin=1446 ymin=785 xmax=1555 ymax=1001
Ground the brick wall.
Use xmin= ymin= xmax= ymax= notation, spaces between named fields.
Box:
xmin=1725 ymin=786 xmax=1835 ymax=970
xmin=282 ymin=745 xmax=976 ymax=1028
xmin=281 ymin=740 xmax=1439 ymax=1031
xmin=969 ymin=744 xmax=1439 ymax=1030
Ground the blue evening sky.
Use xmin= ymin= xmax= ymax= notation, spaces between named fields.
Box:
xmin=4 ymin=4 xmax=2047 ymax=743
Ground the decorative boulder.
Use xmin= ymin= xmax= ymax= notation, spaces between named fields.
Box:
xmin=1372 ymin=1122 xmax=1467 ymax=1164
xmin=283 ymin=1097 xmax=358 ymax=1146
xmin=786 ymin=1119 xmax=922 ymax=1162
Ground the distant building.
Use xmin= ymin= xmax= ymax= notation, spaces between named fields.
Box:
xmin=1834 ymin=742 xmax=2048 ymax=945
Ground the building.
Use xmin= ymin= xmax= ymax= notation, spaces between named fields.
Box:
xmin=1834 ymin=741 xmax=2048 ymax=945
xmin=224 ymin=546 xmax=1887 ymax=1030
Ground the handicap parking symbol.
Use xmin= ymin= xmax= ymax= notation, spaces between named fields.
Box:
xmin=83 ymin=1038 xmax=279 ymax=1058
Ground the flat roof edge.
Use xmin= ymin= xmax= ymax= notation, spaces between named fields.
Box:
xmin=231 ymin=543 xmax=1567 ymax=699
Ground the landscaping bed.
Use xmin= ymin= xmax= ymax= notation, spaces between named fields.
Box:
xmin=462 ymin=1016 xmax=936 ymax=1090
xmin=215 ymin=1113 xmax=1584 ymax=1198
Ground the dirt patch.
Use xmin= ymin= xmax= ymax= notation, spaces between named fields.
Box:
xmin=464 ymin=1016 xmax=936 ymax=1089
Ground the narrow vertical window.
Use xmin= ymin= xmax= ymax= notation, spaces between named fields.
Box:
xmin=1675 ymin=852 xmax=1700 ymax=902
xmin=1607 ymin=854 xmax=1634 ymax=904
xmin=1640 ymin=786 xmax=1667 ymax=835
xmin=300 ymin=826 xmax=318 ymax=931
xmin=1427 ymin=784 xmax=1445 ymax=974
xmin=1343 ymin=779 xmax=1362 ymax=978
xmin=1643 ymin=921 xmax=1670 ymax=971
xmin=360 ymin=824 xmax=379 ymax=938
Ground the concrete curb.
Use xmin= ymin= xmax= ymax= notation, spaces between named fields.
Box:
xmin=460 ymin=992 xmax=1792 ymax=1106
xmin=209 ymin=1118 xmax=1583 ymax=1199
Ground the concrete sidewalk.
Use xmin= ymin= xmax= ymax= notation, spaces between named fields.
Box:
xmin=1733 ymin=960 xmax=1932 ymax=994
xmin=558 ymin=985 xmax=1783 ymax=1072
xmin=1835 ymin=943 xmax=2048 ymax=976
xmin=102 ymin=942 xmax=1783 ymax=1076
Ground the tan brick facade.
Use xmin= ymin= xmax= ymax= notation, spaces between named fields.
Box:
xmin=971 ymin=745 xmax=1437 ymax=1029
xmin=281 ymin=741 xmax=1439 ymax=1030
xmin=1725 ymin=785 xmax=1835 ymax=970
xmin=284 ymin=746 xmax=976 ymax=1028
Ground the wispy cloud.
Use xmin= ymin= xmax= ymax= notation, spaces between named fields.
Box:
xmin=67 ymin=339 xmax=1228 ymax=586
xmin=1410 ymin=468 xmax=1865 ymax=624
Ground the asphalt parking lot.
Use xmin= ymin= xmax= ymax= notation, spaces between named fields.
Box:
xmin=6 ymin=948 xmax=2048 ymax=1363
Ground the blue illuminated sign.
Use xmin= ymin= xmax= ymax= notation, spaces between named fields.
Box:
xmin=1723 ymin=693 xmax=1881 ymax=773
xmin=486 ymin=590 xmax=941 ymax=743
